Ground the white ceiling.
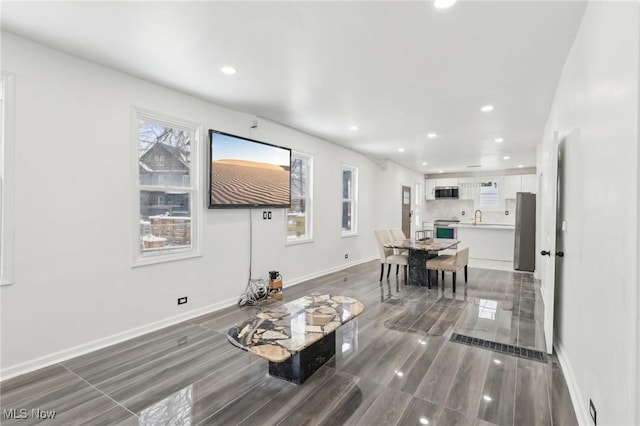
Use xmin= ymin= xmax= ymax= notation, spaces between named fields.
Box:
xmin=1 ymin=1 xmax=586 ymax=174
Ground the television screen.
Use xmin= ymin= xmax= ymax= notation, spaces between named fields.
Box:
xmin=209 ymin=130 xmax=291 ymax=208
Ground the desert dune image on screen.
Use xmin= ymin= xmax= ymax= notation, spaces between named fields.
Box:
xmin=210 ymin=133 xmax=290 ymax=206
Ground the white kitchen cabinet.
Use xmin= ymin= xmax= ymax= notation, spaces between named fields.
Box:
xmin=458 ymin=177 xmax=476 ymax=200
xmin=425 ymin=179 xmax=436 ymax=200
xmin=503 ymin=175 xmax=521 ymax=199
xmin=452 ymin=224 xmax=515 ymax=269
xmin=521 ymin=174 xmax=537 ymax=193
xmin=436 ymin=178 xmax=458 ymax=187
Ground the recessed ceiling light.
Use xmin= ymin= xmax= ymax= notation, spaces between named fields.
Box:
xmin=349 ymin=125 xmax=359 ymax=131
xmin=493 ymin=359 xmax=502 ymax=364
xmin=427 ymin=133 xmax=437 ymax=138
xmin=434 ymin=0 xmax=457 ymax=9
xmin=398 ymin=148 xmax=405 ymax=152
xmin=419 ymin=418 xmax=430 ymax=425
xmin=503 ymin=156 xmax=510 ymax=160
xmin=221 ymin=66 xmax=237 ymax=75
xmin=518 ymin=164 xmax=524 ymax=168
xmin=438 ymin=170 xmax=444 ymax=173
xmin=483 ymin=395 xmax=493 ymax=402
xmin=481 ymin=105 xmax=494 ymax=112
xmin=422 ymin=162 xmax=428 ymax=166
xmin=495 ymin=137 xmax=504 ymax=143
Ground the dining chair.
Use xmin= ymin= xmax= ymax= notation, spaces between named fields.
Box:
xmin=374 ymin=229 xmax=408 ymax=283
xmin=425 ymin=247 xmax=469 ymax=292
xmin=389 ymin=228 xmax=409 ymax=273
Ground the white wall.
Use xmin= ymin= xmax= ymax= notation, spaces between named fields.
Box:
xmin=538 ymin=3 xmax=639 ymax=425
xmin=0 ymin=33 xmax=418 ymax=376
xmin=374 ymin=160 xmax=424 ymax=236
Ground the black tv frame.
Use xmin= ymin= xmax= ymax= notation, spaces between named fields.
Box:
xmin=208 ymin=129 xmax=292 ymax=209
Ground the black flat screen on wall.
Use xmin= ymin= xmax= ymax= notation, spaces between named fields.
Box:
xmin=208 ymin=130 xmax=291 ymax=208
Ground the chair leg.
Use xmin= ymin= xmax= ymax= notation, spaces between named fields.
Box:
xmin=464 ymin=265 xmax=468 ymax=282
xmin=380 ymin=264 xmax=384 ymax=281
xmin=387 ymin=264 xmax=392 ymax=278
xmin=427 ymin=268 xmax=431 ymax=289
xmin=453 ymin=272 xmax=457 ymax=293
xmin=396 ymin=265 xmax=399 ymax=275
xmin=404 ymin=265 xmax=408 ymax=284
xmin=441 ymin=270 xmax=444 ymax=281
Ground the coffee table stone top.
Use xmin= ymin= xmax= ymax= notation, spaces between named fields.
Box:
xmin=227 ymin=293 xmax=364 ymax=362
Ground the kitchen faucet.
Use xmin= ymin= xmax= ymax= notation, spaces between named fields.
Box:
xmin=473 ymin=209 xmax=482 ymax=225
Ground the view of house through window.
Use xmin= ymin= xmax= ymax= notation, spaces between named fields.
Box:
xmin=341 ymin=165 xmax=358 ymax=235
xmin=287 ymin=153 xmax=312 ymax=241
xmin=137 ymin=112 xmax=197 ymax=261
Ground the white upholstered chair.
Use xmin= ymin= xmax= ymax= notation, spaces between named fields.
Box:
xmin=389 ymin=228 xmax=409 ymax=259
xmin=374 ymin=229 xmax=408 ymax=283
xmin=426 ymin=247 xmax=469 ymax=292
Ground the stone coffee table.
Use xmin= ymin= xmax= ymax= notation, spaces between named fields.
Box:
xmin=227 ymin=293 xmax=364 ymax=384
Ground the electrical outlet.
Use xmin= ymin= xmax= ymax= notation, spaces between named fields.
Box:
xmin=461 ymin=211 xmax=465 ymax=216
xmin=505 ymin=210 xmax=509 ymax=215
xmin=268 ymin=211 xmax=272 ymax=220
xmin=589 ymin=399 xmax=597 ymax=425
xmin=263 ymin=211 xmax=267 ymax=220
xmin=177 ymin=297 xmax=188 ymax=305
xmin=344 ymin=253 xmax=349 ymax=259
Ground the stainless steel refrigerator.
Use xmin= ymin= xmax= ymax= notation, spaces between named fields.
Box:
xmin=514 ymin=192 xmax=536 ymax=271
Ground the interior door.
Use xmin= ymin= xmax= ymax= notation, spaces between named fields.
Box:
xmin=540 ymin=131 xmax=570 ymax=354
xmin=554 ymin=137 xmax=567 ymax=340
xmin=540 ymin=132 xmax=559 ymax=354
xmin=401 ymin=186 xmax=411 ymax=239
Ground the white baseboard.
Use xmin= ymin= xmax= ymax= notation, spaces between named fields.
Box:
xmin=555 ymin=338 xmax=591 ymax=426
xmin=468 ymin=258 xmax=514 ymax=271
xmin=285 ymin=256 xmax=378 ymax=286
xmin=0 ymin=296 xmax=238 ymax=381
xmin=0 ymin=256 xmax=377 ymax=381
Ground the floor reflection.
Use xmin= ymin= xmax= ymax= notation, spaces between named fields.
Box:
xmin=139 ymin=385 xmax=193 ymax=425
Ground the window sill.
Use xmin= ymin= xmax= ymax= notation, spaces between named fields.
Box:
xmin=341 ymin=232 xmax=358 ymax=238
xmin=285 ymin=237 xmax=314 ymax=246
xmin=133 ymin=250 xmax=202 ymax=268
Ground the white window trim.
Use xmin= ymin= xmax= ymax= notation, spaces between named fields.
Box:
xmin=131 ymin=107 xmax=203 ymax=267
xmin=286 ymin=151 xmax=314 ymax=245
xmin=341 ymin=163 xmax=358 ymax=237
xmin=1 ymin=72 xmax=15 ymax=286
xmin=415 ymin=181 xmax=422 ymax=227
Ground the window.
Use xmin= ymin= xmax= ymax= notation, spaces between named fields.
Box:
xmin=134 ymin=108 xmax=201 ymax=265
xmin=287 ymin=152 xmax=313 ymax=242
xmin=341 ymin=165 xmax=358 ymax=235
xmin=0 ymin=73 xmax=14 ymax=286
xmin=480 ymin=181 xmax=499 ymax=207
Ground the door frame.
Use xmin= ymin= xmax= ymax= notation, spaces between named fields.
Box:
xmin=540 ymin=130 xmax=560 ymax=354
xmin=401 ymin=185 xmax=411 ymax=239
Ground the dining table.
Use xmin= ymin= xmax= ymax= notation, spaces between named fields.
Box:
xmin=385 ymin=238 xmax=460 ymax=287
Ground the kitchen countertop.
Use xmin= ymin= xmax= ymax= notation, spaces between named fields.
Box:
xmin=449 ymin=223 xmax=515 ymax=230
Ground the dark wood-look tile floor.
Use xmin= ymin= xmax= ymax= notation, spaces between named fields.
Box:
xmin=1 ymin=261 xmax=578 ymax=425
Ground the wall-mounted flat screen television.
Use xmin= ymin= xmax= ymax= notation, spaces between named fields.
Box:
xmin=209 ymin=129 xmax=291 ymax=208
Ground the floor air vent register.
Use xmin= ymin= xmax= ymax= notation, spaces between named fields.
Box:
xmin=450 ymin=333 xmax=547 ymax=363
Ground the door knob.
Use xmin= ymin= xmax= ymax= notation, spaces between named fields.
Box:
xmin=556 ymin=251 xmax=564 ymax=257
xmin=540 ymin=250 xmax=551 ymax=256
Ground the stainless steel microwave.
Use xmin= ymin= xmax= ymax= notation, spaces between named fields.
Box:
xmin=434 ymin=186 xmax=459 ymax=199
